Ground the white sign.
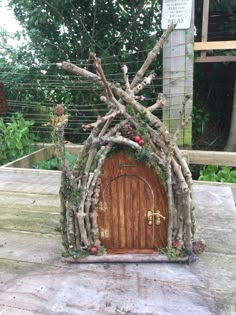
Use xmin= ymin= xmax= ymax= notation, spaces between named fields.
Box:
xmin=161 ymin=0 xmax=193 ymax=30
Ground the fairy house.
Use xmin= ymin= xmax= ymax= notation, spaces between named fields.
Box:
xmin=53 ymin=24 xmax=199 ymax=260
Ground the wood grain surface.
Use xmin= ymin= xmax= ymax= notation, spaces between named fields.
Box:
xmin=98 ymin=152 xmax=168 ymax=253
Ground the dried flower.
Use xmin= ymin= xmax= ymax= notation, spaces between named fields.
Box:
xmin=54 ymin=104 xmax=64 ymax=116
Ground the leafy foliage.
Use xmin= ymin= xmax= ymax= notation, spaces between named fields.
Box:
xmin=198 ymin=165 xmax=236 ymax=183
xmin=195 ymin=0 xmax=236 ymax=43
xmin=62 ymin=245 xmax=107 ymax=257
xmin=159 ymin=245 xmax=187 ymax=260
xmin=2 ymin=1 xmax=163 ymax=143
xmin=8 ymin=0 xmax=161 ymax=63
xmin=33 ymin=151 xmax=77 ymax=170
xmin=192 ymin=103 xmax=209 ymax=136
xmin=0 ymin=113 xmax=35 ymax=165
xmin=193 ymin=1 xmax=236 ymax=149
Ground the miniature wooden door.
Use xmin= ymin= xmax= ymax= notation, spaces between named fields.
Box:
xmin=97 ymin=152 xmax=168 ymax=254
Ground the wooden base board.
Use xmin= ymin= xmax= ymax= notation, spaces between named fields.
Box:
xmin=107 ymin=249 xmax=156 ymax=254
xmin=61 ymin=254 xmax=193 ymax=264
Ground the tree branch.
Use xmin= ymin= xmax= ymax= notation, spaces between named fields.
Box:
xmin=110 ymin=83 xmax=170 ymax=142
xmin=147 ymin=93 xmax=166 ymax=112
xmin=121 ymin=64 xmax=131 ymax=93
xmin=57 ymin=61 xmax=100 ymax=81
xmin=130 ymin=23 xmax=176 ymax=89
xmin=91 ymin=52 xmax=113 ymax=97
xmin=174 ymin=95 xmax=192 ymax=141
xmin=92 ymin=135 xmax=141 ymax=150
xmin=132 ymin=73 xmax=156 ymax=95
xmin=82 ymin=110 xmax=121 ymax=130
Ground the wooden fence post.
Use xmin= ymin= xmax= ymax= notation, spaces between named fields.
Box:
xmin=162 ymin=0 xmax=195 ymax=147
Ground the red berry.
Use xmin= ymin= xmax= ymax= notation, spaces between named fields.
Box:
xmin=134 ymin=136 xmax=141 ymax=143
xmin=138 ymin=139 xmax=145 ymax=146
xmin=90 ymin=245 xmax=98 ymax=255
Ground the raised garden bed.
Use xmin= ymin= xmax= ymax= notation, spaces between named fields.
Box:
xmin=1 ymin=143 xmax=82 ymax=169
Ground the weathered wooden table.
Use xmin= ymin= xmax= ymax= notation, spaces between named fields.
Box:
xmin=0 ymin=167 xmax=235 ymax=315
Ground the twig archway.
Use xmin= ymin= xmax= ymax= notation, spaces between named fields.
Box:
xmin=53 ymin=24 xmax=197 ymax=257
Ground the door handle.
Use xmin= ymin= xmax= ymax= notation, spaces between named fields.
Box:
xmin=146 ymin=210 xmax=166 ymax=225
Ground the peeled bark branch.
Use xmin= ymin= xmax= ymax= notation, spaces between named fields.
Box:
xmin=147 ymin=93 xmax=166 ymax=112
xmin=92 ymin=135 xmax=141 ymax=150
xmin=57 ymin=62 xmax=99 ymax=82
xmin=82 ymin=110 xmax=121 ymax=130
xmin=174 ymin=95 xmax=191 ymax=141
xmin=90 ymin=179 xmax=101 ymax=245
xmin=171 ymin=158 xmax=189 ymax=192
xmin=91 ymin=52 xmax=113 ymax=98
xmin=100 ymin=95 xmax=139 ymax=129
xmin=132 ymin=73 xmax=156 ymax=95
xmin=111 ymin=84 xmax=170 ymax=142
xmin=130 ymin=23 xmax=176 ymax=89
xmin=121 ymin=64 xmax=131 ymax=93
xmin=57 ymin=61 xmax=168 ymax=143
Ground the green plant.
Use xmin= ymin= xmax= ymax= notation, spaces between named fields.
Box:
xmin=33 ymin=151 xmax=77 ymax=170
xmin=62 ymin=247 xmax=91 ymax=258
xmin=160 ymin=244 xmax=187 ymax=260
xmin=199 ymin=165 xmax=236 ymax=183
xmin=192 ymin=104 xmax=209 ymax=135
xmin=62 ymin=245 xmax=107 ymax=258
xmin=0 ymin=113 xmax=35 ymax=165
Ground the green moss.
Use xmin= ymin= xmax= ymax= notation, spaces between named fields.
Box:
xmin=0 ymin=258 xmax=36 ymax=273
xmin=0 ymin=207 xmax=60 ymax=234
xmin=89 ymin=148 xmax=105 ymax=172
xmin=73 ymin=147 xmax=89 ymax=176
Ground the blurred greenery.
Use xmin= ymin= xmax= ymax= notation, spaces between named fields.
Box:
xmin=193 ymin=0 xmax=236 ymax=149
xmin=199 ymin=165 xmax=236 ymax=183
xmin=0 ymin=112 xmax=35 ymax=165
xmin=1 ymin=0 xmax=163 ymax=143
xmin=33 ymin=150 xmax=77 ymax=170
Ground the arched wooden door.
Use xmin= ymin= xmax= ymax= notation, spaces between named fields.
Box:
xmin=98 ymin=152 xmax=168 ymax=253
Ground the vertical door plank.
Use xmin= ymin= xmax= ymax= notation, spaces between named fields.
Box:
xmin=131 ymin=177 xmax=139 ymax=248
xmin=118 ymin=176 xmax=126 ymax=248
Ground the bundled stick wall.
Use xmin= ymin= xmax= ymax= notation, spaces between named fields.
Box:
xmin=54 ymin=24 xmax=196 ymax=253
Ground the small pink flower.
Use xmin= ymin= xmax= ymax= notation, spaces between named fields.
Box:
xmin=172 ymin=241 xmax=180 ymax=248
